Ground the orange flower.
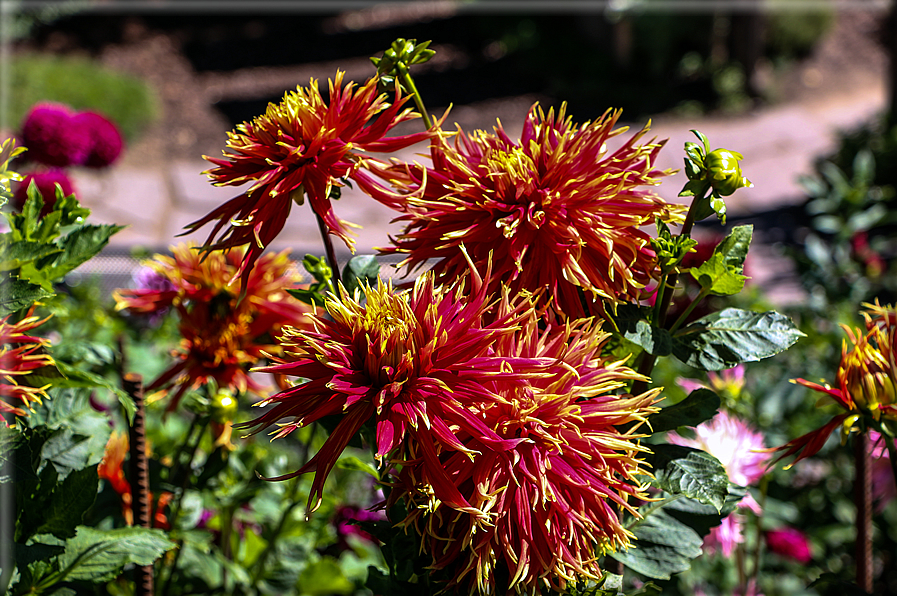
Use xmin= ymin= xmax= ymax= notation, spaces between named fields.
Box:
xmin=359 ymin=104 xmax=683 ymax=318
xmin=114 ymin=243 xmax=313 ymax=409
xmin=185 ymin=71 xmax=434 ymax=286
xmin=0 ymin=309 xmax=54 ymax=419
xmin=98 ymin=431 xmax=173 ymax=529
xmin=390 ymin=312 xmax=659 ymax=594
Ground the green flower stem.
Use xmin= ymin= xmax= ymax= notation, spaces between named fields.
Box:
xmin=632 ymin=190 xmax=706 ymax=395
xmin=751 ymin=475 xmax=770 ymax=588
xmin=250 ymin=476 xmax=303 ymax=588
xmin=396 ymin=62 xmax=432 ymax=130
xmin=668 ymin=286 xmax=712 ymax=334
xmin=157 ymin=415 xmax=211 ymax=596
xmin=314 ymin=208 xmax=342 ymax=291
xmin=625 ymin=494 xmax=685 ymax=531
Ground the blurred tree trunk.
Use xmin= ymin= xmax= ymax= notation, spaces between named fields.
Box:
xmin=730 ymin=3 xmax=765 ymax=98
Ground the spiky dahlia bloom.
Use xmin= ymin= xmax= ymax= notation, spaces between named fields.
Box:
xmin=390 ymin=312 xmax=660 ymax=594
xmin=114 ymin=243 xmax=313 ymax=409
xmin=1 ymin=309 xmax=54 ymax=418
xmin=186 ymin=71 xmax=434 ymax=286
xmin=771 ymin=302 xmax=897 ymax=467
xmin=359 ymin=104 xmax=684 ymax=318
xmin=669 ymin=412 xmax=769 ymax=556
xmin=241 ymin=258 xmax=542 ymax=513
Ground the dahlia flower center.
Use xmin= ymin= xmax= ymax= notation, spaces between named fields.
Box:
xmin=360 ymin=296 xmax=417 ymax=386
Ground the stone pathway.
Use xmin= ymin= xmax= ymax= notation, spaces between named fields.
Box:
xmin=69 ymin=72 xmax=887 ymax=304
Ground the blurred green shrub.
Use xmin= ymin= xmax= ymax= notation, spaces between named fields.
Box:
xmin=792 ymin=118 xmax=897 ymax=306
xmin=8 ymin=53 xmax=160 ymax=143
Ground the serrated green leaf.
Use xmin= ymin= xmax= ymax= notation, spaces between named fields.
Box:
xmin=0 ymin=278 xmax=54 ymax=317
xmin=35 ymin=465 xmax=99 ymax=539
xmin=19 ymin=224 xmax=124 ymax=289
xmin=664 ymin=483 xmax=747 ymax=538
xmin=40 ymin=428 xmax=93 ymax=479
xmin=644 ymin=444 xmax=729 ymax=511
xmin=713 ymin=225 xmax=752 ymax=269
xmin=57 ymin=526 xmax=175 ymax=582
xmin=0 ymin=425 xmax=24 ymax=484
xmin=610 ymin=304 xmax=672 ymax=356
xmin=672 ymin=308 xmax=805 ymax=371
xmin=689 ymin=253 xmax=747 ymax=296
xmin=625 ymin=320 xmax=672 ymax=356
xmin=32 ymin=364 xmax=135 ymax=424
xmin=0 ymin=238 xmax=62 ymax=271
xmin=610 ymin=509 xmax=703 ymax=580
xmin=647 ymin=389 xmax=721 ymax=434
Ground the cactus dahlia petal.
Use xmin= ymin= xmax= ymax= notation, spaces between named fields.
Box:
xmin=186 ymin=71 xmax=433 ymax=287
xmin=240 ymin=261 xmax=547 ymax=514
xmin=0 ymin=309 xmax=54 ymax=419
xmin=389 ymin=312 xmax=659 ymax=594
xmin=359 ymin=103 xmax=684 ymax=318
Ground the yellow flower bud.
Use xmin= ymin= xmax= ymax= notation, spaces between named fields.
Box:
xmin=705 ymin=148 xmax=752 ymax=196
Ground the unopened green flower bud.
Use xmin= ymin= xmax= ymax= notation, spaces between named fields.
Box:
xmin=705 ymin=149 xmax=752 ymax=196
xmin=211 ymin=389 xmax=238 ymax=423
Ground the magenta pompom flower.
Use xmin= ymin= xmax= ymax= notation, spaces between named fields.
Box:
xmin=73 ymin=111 xmax=124 ymax=168
xmin=360 ymin=103 xmax=684 ymax=318
xmin=765 ymin=527 xmax=812 ymax=564
xmin=20 ymin=103 xmax=92 ymax=167
xmin=12 ymin=169 xmax=76 ymax=214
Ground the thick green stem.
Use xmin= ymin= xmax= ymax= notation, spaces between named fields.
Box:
xmin=396 ymin=62 xmax=432 ymax=130
xmin=669 ymin=286 xmax=712 ymax=334
xmin=631 ymin=192 xmax=705 ymax=395
xmin=314 ymin=209 xmax=341 ymax=291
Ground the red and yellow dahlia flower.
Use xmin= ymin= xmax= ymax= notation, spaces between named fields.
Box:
xmin=185 ymin=71 xmax=434 ymax=286
xmin=772 ymin=302 xmax=897 ymax=467
xmin=390 ymin=312 xmax=659 ymax=594
xmin=1 ymin=308 xmax=54 ymax=419
xmin=359 ymin=103 xmax=684 ymax=318
xmin=114 ymin=244 xmax=314 ymax=410
xmin=241 ymin=257 xmax=546 ymax=514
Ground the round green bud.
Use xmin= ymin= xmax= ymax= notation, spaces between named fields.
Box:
xmin=210 ymin=390 xmax=238 ymax=423
xmin=705 ymin=148 xmax=752 ymax=196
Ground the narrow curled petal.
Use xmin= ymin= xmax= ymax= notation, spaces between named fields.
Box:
xmin=184 ymin=71 xmax=434 ymax=286
xmin=367 ymin=103 xmax=684 ymax=318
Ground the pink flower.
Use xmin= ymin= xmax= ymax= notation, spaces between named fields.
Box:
xmin=765 ymin=527 xmax=812 ymax=564
xmin=333 ymin=506 xmax=385 ymax=547
xmin=20 ymin=103 xmax=92 ymax=167
xmin=669 ymin=411 xmax=770 ymax=555
xmin=73 ymin=111 xmax=124 ymax=168
xmin=678 ymin=365 xmax=746 ymax=399
xmin=12 ymin=169 xmax=76 ymax=214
